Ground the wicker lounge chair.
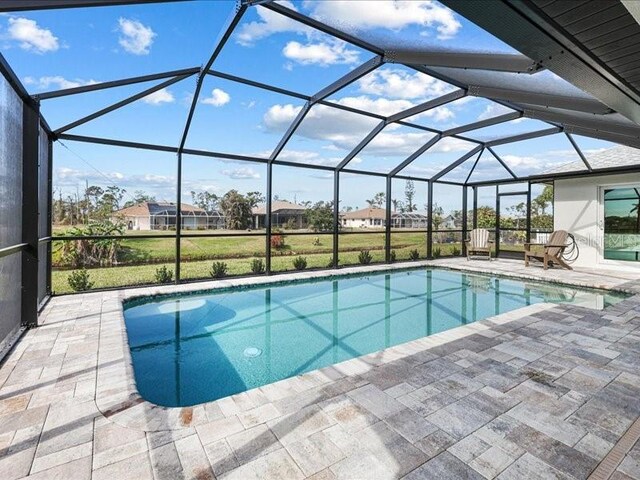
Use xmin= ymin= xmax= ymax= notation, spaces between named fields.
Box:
xmin=466 ymin=229 xmax=493 ymax=260
xmin=524 ymin=230 xmax=572 ymax=270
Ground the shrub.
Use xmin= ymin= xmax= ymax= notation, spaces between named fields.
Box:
xmin=68 ymin=269 xmax=94 ymax=292
xmin=358 ymin=250 xmax=373 ymax=265
xmin=312 ymin=237 xmax=321 ymax=246
xmin=390 ymin=250 xmax=396 ymax=262
xmin=293 ymin=256 xmax=307 ymax=270
xmin=270 ymin=234 xmax=285 ymax=249
xmin=451 ymin=245 xmax=461 ymax=256
xmin=327 ymin=258 xmax=337 ymax=268
xmin=409 ymin=249 xmax=420 ymax=261
xmin=251 ymin=258 xmax=265 ymax=274
xmin=284 ymin=218 xmax=297 ymax=230
xmin=154 ymin=266 xmax=173 ymax=284
xmin=433 ymin=247 xmax=442 ymax=258
xmin=210 ymin=261 xmax=228 ymax=278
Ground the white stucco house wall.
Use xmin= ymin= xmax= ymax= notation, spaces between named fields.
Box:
xmin=552 ymin=146 xmax=640 ymax=270
xmin=342 ymin=207 xmax=386 ymax=228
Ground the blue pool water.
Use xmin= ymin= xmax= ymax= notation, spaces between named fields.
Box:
xmin=123 ymin=268 xmax=627 ymax=407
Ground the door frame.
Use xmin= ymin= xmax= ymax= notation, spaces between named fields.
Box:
xmin=597 ymin=182 xmax=640 ymax=267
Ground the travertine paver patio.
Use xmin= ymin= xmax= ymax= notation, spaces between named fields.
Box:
xmin=1 ymin=259 xmax=640 ymax=480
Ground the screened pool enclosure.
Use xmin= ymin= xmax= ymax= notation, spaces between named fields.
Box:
xmin=3 ymin=0 xmax=640 ymax=353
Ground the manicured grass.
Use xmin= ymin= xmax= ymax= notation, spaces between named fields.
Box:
xmin=51 ymin=239 xmax=463 ymax=294
xmin=52 ymin=229 xmax=444 ymax=266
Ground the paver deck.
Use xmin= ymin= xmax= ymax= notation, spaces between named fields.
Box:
xmin=1 ymin=259 xmax=639 ymax=480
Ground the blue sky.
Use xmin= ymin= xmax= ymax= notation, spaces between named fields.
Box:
xmin=1 ymin=0 xmax=618 ymax=213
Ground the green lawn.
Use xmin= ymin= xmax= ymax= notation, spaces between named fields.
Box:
xmin=51 ymin=229 xmax=463 ymax=294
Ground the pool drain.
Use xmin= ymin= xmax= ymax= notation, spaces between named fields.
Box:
xmin=244 ymin=347 xmax=262 ymax=358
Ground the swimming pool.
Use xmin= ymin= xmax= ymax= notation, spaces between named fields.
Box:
xmin=123 ymin=268 xmax=627 ymax=407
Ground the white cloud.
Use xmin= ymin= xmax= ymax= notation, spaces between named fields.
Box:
xmin=118 ymin=18 xmax=155 ymax=55
xmin=263 ymin=102 xmax=379 ymax=150
xmin=202 ymin=88 xmax=231 ymax=107
xmin=142 ymin=88 xmax=175 ymax=105
xmin=309 ymin=0 xmax=461 ymax=40
xmin=335 ymin=96 xmax=414 ymax=116
xmin=358 ymin=68 xmax=457 ymax=100
xmin=8 ymin=17 xmax=59 ymax=53
xmin=283 ymin=39 xmax=360 ymax=66
xmin=477 ymin=103 xmax=520 ymax=121
xmin=236 ymin=1 xmax=311 ymax=46
xmin=23 ymin=76 xmax=98 ymax=90
xmin=221 ymin=167 xmax=260 ymax=179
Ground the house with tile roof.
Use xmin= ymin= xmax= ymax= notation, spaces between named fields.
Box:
xmin=112 ymin=202 xmax=225 ymax=230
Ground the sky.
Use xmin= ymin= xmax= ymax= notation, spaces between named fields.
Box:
xmin=0 ymin=0 xmax=620 ymax=213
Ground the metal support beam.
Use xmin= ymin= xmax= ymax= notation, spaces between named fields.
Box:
xmin=464 ymin=148 xmax=484 ymax=184
xmin=386 ymin=90 xmax=466 ymax=124
xmin=333 ymin=172 xmax=340 ymax=268
xmin=431 ymin=145 xmax=483 ymax=182
xmin=22 ymin=101 xmax=40 ymax=328
xmin=440 ymin=0 xmax=640 ymax=123
xmin=565 ymin=133 xmax=592 ymax=172
xmin=175 ymin=152 xmax=182 ymax=283
xmin=562 ymin=127 xmax=640 ymax=150
xmin=178 ymin=2 xmax=246 ymax=152
xmin=207 ymin=70 xmax=310 ymax=101
xmin=472 ymin=187 xmax=478 ymax=229
xmin=522 ymin=107 xmax=640 ymax=140
xmin=462 ymin=187 xmax=468 ymax=257
xmin=265 ymin=163 xmax=273 ymax=273
xmin=46 ymin=136 xmax=53 ymax=297
xmin=427 ymin=181 xmax=433 ymax=258
xmin=261 ymin=1 xmax=384 ymax=55
xmin=270 ymin=56 xmax=383 ymax=162
xmin=336 ymin=121 xmax=386 ymax=171
xmin=485 ymin=127 xmax=561 ymax=147
xmin=486 ymin=147 xmax=517 ymax=178
xmin=312 ymin=56 xmax=383 ymax=103
xmin=384 ymin=51 xmax=542 ymax=74
xmin=526 ymin=182 xmax=532 ymax=244
xmin=269 ymin=102 xmax=310 ymax=161
xmin=54 ymin=73 xmax=192 ymax=135
xmin=385 ymin=177 xmax=392 ymax=263
xmin=36 ymin=67 xmax=200 ymax=100
xmin=1 ymin=0 xmax=192 ymax=11
xmin=389 ymin=134 xmax=442 ymax=177
xmin=468 ymin=85 xmax=613 ymax=115
xmin=443 ymin=111 xmax=522 ymax=137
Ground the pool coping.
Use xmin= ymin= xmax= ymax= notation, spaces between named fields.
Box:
xmin=94 ymin=259 xmax=640 ymax=433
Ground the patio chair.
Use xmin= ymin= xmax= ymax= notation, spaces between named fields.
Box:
xmin=466 ymin=228 xmax=493 ymax=260
xmin=524 ymin=230 xmax=572 ymax=270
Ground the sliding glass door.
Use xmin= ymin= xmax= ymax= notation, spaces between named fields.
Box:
xmin=603 ymin=186 xmax=640 ymax=262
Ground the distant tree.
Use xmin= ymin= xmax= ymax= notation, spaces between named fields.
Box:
xmin=246 ymin=191 xmax=265 ymax=208
xmin=432 ymin=203 xmax=444 ymax=230
xmin=191 ymin=190 xmax=219 ymax=212
xmin=404 ymin=180 xmax=416 ymax=212
xmin=219 ymin=190 xmax=252 ymax=230
xmin=533 ymin=185 xmax=553 ymax=215
xmin=305 ymin=201 xmax=334 ymax=232
xmin=365 ymin=198 xmax=376 ymax=208
xmin=373 ymin=192 xmax=385 ymax=207
xmin=476 ymin=206 xmax=497 ymax=228
xmin=391 ymin=199 xmax=403 ymax=212
xmin=124 ymin=190 xmax=155 ymax=208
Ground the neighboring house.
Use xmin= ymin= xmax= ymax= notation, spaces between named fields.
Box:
xmin=551 ymin=146 xmax=640 ymax=269
xmin=342 ymin=207 xmax=386 ymax=228
xmin=391 ymin=210 xmax=428 ymax=228
xmin=252 ymin=200 xmax=307 ymax=229
xmin=441 ymin=214 xmax=458 ymax=230
xmin=112 ymin=202 xmax=225 ymax=230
